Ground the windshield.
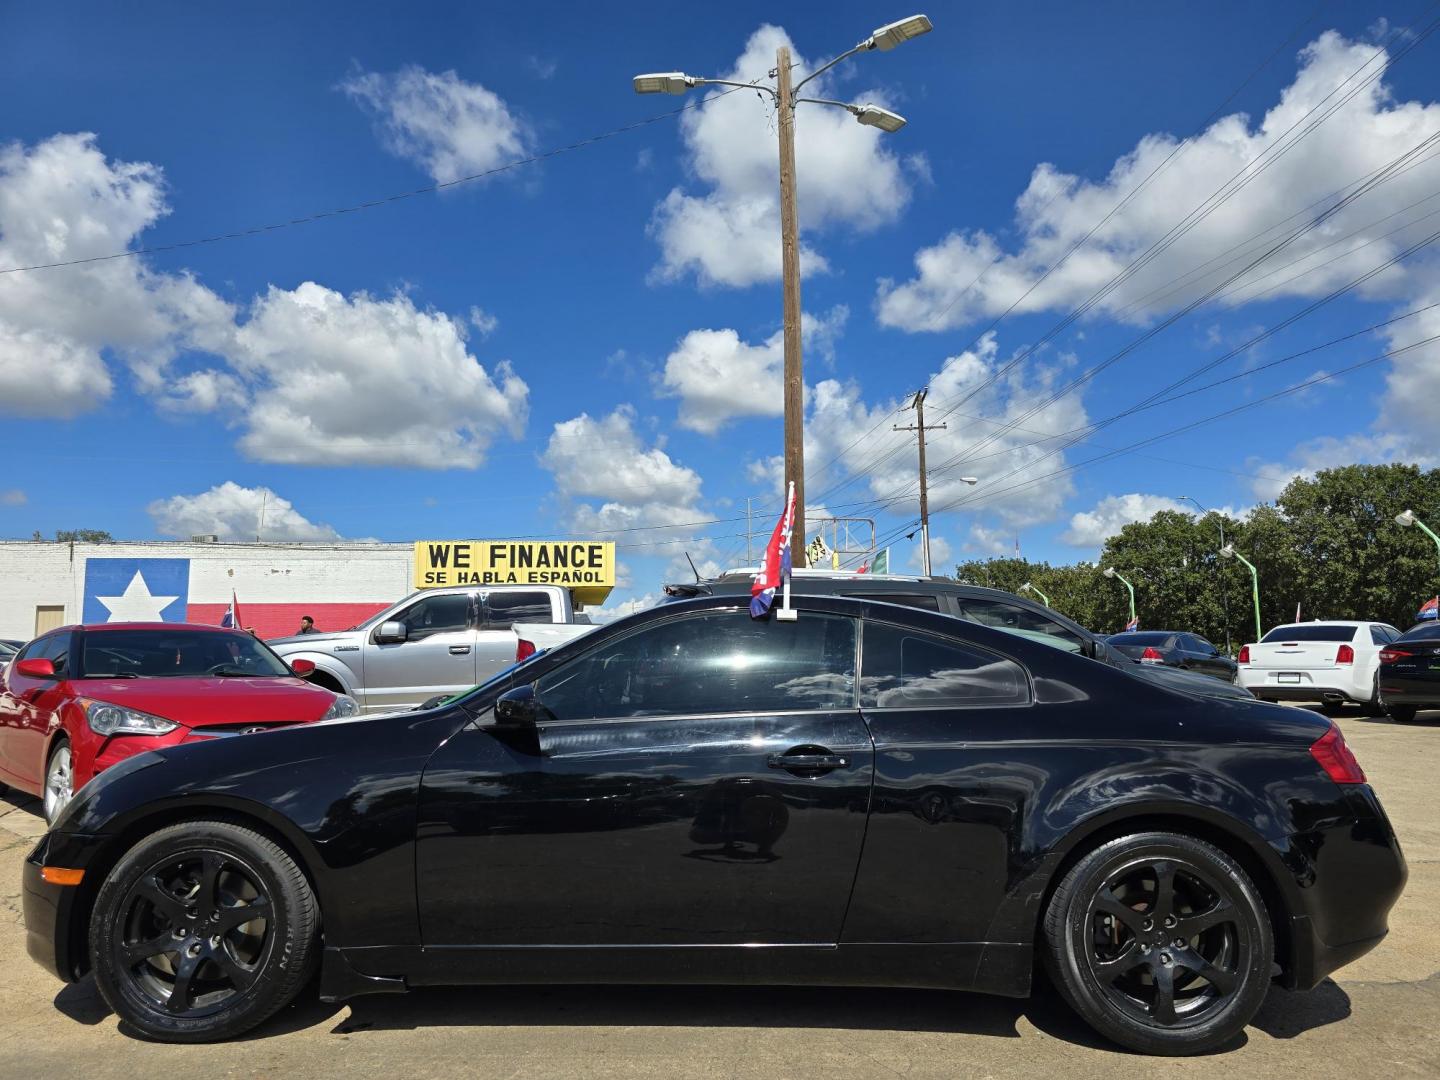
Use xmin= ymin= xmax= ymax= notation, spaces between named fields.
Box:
xmin=80 ymin=629 xmax=293 ymax=678
xmin=1260 ymin=624 xmax=1357 ymax=643
xmin=0 ymin=641 xmax=15 ymax=659
xmin=426 ymin=648 xmax=550 ymax=709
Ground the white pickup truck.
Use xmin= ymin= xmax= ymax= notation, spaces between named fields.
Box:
xmin=267 ymin=585 xmax=596 ymax=713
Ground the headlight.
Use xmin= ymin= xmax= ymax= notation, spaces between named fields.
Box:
xmin=320 ymin=694 xmax=361 ymax=721
xmin=80 ymin=699 xmax=179 ymax=737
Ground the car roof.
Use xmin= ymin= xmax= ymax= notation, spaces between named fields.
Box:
xmin=1265 ymin=620 xmax=1385 ymax=629
xmin=73 ymin=622 xmax=247 ymax=634
xmin=672 ymin=572 xmax=1059 ymax=605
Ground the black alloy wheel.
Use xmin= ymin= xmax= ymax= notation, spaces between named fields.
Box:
xmin=1044 ymin=832 xmax=1272 ymax=1056
xmin=90 ymin=820 xmax=318 ymax=1042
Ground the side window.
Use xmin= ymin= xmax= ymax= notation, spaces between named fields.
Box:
xmin=31 ymin=633 xmax=69 ymax=676
xmin=1370 ymin=625 xmax=1396 ymax=646
xmin=955 ymin=598 xmax=1087 ymax=650
xmin=396 ymin=593 xmax=474 ymax=641
xmin=861 ymin=622 xmax=1030 ymax=709
xmin=536 ymin=611 xmax=857 ymax=722
xmin=1182 ymin=634 xmax=1211 ymax=654
xmin=844 ymin=592 xmax=941 ymax=612
xmin=484 ymin=591 xmax=554 ymax=629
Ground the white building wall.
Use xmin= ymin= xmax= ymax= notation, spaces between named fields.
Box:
xmin=0 ymin=541 xmax=414 ymax=642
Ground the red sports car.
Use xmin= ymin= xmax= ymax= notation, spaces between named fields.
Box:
xmin=0 ymin=622 xmax=358 ymax=824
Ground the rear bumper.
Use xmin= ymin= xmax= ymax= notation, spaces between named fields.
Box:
xmin=1278 ymin=784 xmax=1407 ymax=990
xmin=1239 ymin=666 xmax=1369 ymax=702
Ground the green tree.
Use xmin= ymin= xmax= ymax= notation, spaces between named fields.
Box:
xmin=51 ymin=529 xmax=114 ymax=543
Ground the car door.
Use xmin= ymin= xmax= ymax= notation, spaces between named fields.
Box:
xmin=843 ymin=616 xmax=1036 ymax=946
xmin=415 ymin=607 xmax=873 ymax=951
xmin=1185 ymin=635 xmax=1230 ymax=679
xmin=0 ymin=632 xmax=71 ymax=788
xmin=476 ymin=590 xmax=554 ymax=682
xmin=358 ymin=591 xmax=479 ymax=711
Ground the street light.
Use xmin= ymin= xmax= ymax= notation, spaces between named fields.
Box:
xmin=1396 ymin=509 xmax=1440 ymax=572
xmin=1019 ymin=582 xmax=1051 ymax=608
xmin=1177 ymin=495 xmax=1232 ymax=654
xmin=1219 ymin=543 xmax=1263 ymax=644
xmin=634 ymin=15 xmax=932 ymax=559
xmin=1102 ymin=567 xmax=1136 ymax=629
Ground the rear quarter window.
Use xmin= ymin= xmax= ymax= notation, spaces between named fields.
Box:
xmin=860 ymin=621 xmax=1030 ymax=709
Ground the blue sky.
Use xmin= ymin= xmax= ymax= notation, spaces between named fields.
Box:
xmin=2 ymin=1 xmax=1439 ymax=612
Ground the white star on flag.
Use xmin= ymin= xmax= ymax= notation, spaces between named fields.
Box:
xmin=95 ymin=571 xmax=180 ymax=622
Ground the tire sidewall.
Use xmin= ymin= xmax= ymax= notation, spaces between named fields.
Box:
xmin=1049 ymin=832 xmax=1273 ymax=1055
xmin=90 ymin=822 xmax=309 ymax=1041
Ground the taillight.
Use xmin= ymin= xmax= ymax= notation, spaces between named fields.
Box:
xmin=1379 ymin=647 xmax=1412 ymax=664
xmin=1336 ymin=643 xmax=1354 ymax=664
xmin=516 ymin=639 xmax=536 ymax=662
xmin=1140 ymin=646 xmax=1164 ymax=662
xmin=1310 ymin=723 xmax=1366 ymax=784
xmin=1237 ymin=645 xmax=1250 ymax=664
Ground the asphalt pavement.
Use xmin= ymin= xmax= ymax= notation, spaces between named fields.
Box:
xmin=1 ymin=707 xmax=1437 ymax=1079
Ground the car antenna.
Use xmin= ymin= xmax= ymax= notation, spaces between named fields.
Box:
xmin=684 ymin=551 xmax=702 ymax=583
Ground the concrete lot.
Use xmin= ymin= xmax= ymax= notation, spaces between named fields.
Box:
xmin=1 ymin=708 xmax=1437 ymax=1079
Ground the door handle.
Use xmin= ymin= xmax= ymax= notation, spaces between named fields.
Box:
xmin=449 ymin=645 xmax=472 ymax=655
xmin=767 ymin=752 xmax=849 ymax=771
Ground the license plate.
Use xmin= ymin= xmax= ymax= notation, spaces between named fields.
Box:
xmin=1277 ymin=673 xmax=1302 ymax=684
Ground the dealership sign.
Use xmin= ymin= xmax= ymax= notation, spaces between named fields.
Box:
xmin=413 ymin=541 xmax=615 ymax=604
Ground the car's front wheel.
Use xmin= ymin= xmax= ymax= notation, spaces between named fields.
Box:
xmin=43 ymin=741 xmax=73 ymax=825
xmin=89 ymin=820 xmax=319 ymax=1042
xmin=1043 ymin=831 xmax=1273 ymax=1056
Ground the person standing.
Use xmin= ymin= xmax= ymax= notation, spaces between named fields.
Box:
xmin=297 ymin=615 xmax=317 ymax=635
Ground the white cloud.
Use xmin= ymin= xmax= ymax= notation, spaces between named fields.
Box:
xmin=0 ymin=489 xmax=25 ymax=506
xmin=1060 ymin=493 xmax=1190 ymax=547
xmin=965 ymin=524 xmax=1016 ymax=557
xmin=148 ymin=482 xmax=341 ymax=542
xmin=1246 ymin=431 xmax=1423 ymax=501
xmin=1378 ymin=273 xmax=1440 ymax=457
xmin=468 ymin=306 xmax=499 ymax=337
xmin=340 ymin=65 xmax=532 ymax=185
xmin=876 ymin=31 xmax=1440 ymax=331
xmin=222 ymin=282 xmax=528 ymax=468
xmin=0 ymin=133 xmax=233 ymax=418
xmin=659 ymin=305 xmax=847 ymax=433
xmin=649 ymin=24 xmax=914 ymax=288
xmin=804 ymin=332 xmax=1091 ymax=530
xmin=906 ymin=534 xmax=951 ymax=572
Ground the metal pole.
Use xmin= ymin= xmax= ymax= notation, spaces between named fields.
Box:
xmin=1230 ymin=550 xmax=1263 ymax=644
xmin=745 ymin=498 xmax=753 ymax=564
xmin=894 ymin=388 xmax=946 ymax=578
xmin=776 ymin=45 xmax=806 ymax=562
xmin=1180 ymin=496 xmax=1232 ymax=654
xmin=1412 ymin=516 xmax=1440 ymax=570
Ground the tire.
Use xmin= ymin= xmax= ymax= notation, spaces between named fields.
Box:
xmin=1388 ymin=704 xmax=1419 ymax=723
xmin=1361 ymin=674 xmax=1386 ymax=717
xmin=89 ymin=819 xmax=319 ymax=1043
xmin=43 ymin=741 xmax=74 ymax=826
xmin=1043 ymin=831 xmax=1273 ymax=1056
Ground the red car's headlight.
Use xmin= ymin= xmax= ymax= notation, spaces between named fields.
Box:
xmin=79 ymin=698 xmax=179 ymax=737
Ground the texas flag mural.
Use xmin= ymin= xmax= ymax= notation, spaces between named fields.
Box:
xmin=80 ymin=558 xmax=389 ymax=639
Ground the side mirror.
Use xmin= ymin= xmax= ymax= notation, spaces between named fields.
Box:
xmin=289 ymin=658 xmax=317 ymax=676
xmin=495 ymin=684 xmax=540 ymax=726
xmin=374 ymin=621 xmax=408 ymax=644
xmin=15 ymin=658 xmax=55 ymax=679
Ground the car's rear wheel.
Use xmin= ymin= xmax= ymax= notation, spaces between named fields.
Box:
xmin=90 ymin=820 xmax=319 ymax=1042
xmin=1388 ymin=704 xmax=1419 ymax=723
xmin=1043 ymin=832 xmax=1272 ymax=1056
xmin=43 ymin=741 xmax=73 ymax=825
xmin=1362 ymin=673 xmax=1386 ymax=717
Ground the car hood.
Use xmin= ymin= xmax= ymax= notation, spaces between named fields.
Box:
xmin=267 ymin=631 xmax=361 ymax=647
xmin=70 ymin=676 xmax=338 ymax=726
xmin=1125 ymin=663 xmax=1252 ymax=700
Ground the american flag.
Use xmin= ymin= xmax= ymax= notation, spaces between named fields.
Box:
xmin=750 ymin=483 xmax=796 ymax=618
xmin=1420 ymin=596 xmax=1439 ymax=621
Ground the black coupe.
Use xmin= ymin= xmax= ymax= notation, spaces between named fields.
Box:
xmin=23 ymin=595 xmax=1405 ymax=1055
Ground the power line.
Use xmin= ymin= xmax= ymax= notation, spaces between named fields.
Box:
xmin=0 ymin=84 xmax=762 ymax=276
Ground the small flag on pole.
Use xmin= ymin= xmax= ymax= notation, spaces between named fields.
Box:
xmin=1419 ymin=596 xmax=1439 ymax=621
xmin=220 ymin=590 xmax=242 ymax=629
xmin=750 ymin=483 xmax=796 ymax=619
xmin=1122 ymin=615 xmax=1139 ymax=633
xmin=872 ymin=548 xmax=889 ymax=574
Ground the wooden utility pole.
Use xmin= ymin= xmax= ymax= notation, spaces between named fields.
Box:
xmin=776 ymin=45 xmax=806 ymax=561
xmin=894 ymin=388 xmax=946 ymax=576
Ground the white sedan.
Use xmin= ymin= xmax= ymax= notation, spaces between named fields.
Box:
xmin=1237 ymin=620 xmax=1402 ymax=712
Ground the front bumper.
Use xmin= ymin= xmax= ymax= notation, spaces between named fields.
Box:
xmin=22 ymin=832 xmax=112 ymax=984
xmin=1278 ymin=784 xmax=1407 ymax=990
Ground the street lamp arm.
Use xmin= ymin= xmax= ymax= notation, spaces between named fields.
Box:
xmin=694 ymin=77 xmax=777 ymax=97
xmin=792 ymin=44 xmax=868 ymax=94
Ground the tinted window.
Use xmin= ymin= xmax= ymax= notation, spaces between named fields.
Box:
xmin=1370 ymin=626 xmax=1394 ymax=646
xmin=79 ymin=630 xmax=291 ymax=677
xmin=485 ymin=591 xmax=554 ymax=629
xmin=396 ymin=593 xmax=474 ymax=640
xmin=1183 ymin=635 xmax=1216 ymax=653
xmin=34 ymin=633 xmax=70 ymax=676
xmin=861 ymin=622 xmax=1029 ymax=709
xmin=536 ymin=611 xmax=856 ymax=721
xmin=1260 ymin=624 xmax=1358 ymax=643
xmin=1110 ymin=632 xmax=1178 ymax=648
xmin=956 ymin=598 xmax=1086 ymax=649
xmin=1399 ymin=622 xmax=1440 ymax=641
xmin=843 ymin=592 xmax=941 ymax=612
